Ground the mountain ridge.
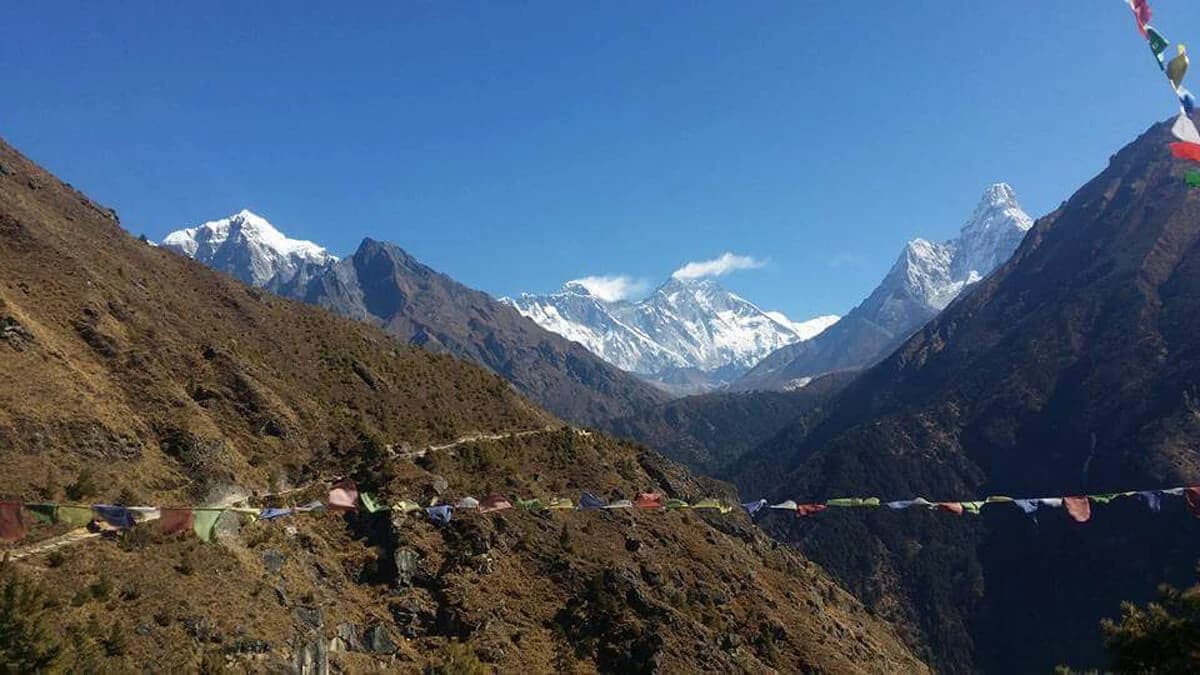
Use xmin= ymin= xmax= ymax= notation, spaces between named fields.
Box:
xmin=733 ymin=183 xmax=1033 ymax=391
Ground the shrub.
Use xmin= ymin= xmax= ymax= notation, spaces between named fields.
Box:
xmin=0 ymin=564 xmax=62 ymax=671
xmin=1102 ymin=573 xmax=1200 ymax=673
xmin=423 ymin=640 xmax=489 ymax=675
xmin=65 ymin=469 xmax=98 ymax=502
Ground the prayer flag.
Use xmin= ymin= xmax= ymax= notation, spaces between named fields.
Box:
xmin=24 ymin=504 xmax=56 ymax=524
xmin=1182 ymin=88 xmax=1197 ymax=114
xmin=768 ymin=500 xmax=798 ymax=510
xmin=1064 ymin=496 xmax=1092 ymax=523
xmin=1136 ymin=491 xmax=1163 ymax=512
xmin=193 ymin=509 xmax=224 ymax=543
xmin=634 ymin=493 xmax=664 ymax=509
xmin=1013 ymin=499 xmax=1039 ymax=517
xmin=961 ymin=501 xmax=984 ymax=515
xmin=128 ymin=507 xmax=160 ymax=523
xmin=479 ymin=495 xmax=513 ymax=513
xmin=1185 ymin=487 xmax=1200 ymax=518
xmin=579 ymin=493 xmax=607 ymax=510
xmin=1173 ymin=113 xmax=1200 ymax=144
xmin=605 ymin=499 xmax=634 ymax=510
xmin=1171 ymin=139 xmax=1200 ymax=159
xmin=395 ymin=500 xmax=422 ymax=514
xmin=1168 ymin=45 xmax=1189 ymax=90
xmin=426 ymin=505 xmax=453 ymax=526
xmin=796 ymin=504 xmax=827 ymax=517
xmin=936 ymin=502 xmax=965 ymax=515
xmin=1128 ymin=0 xmax=1152 ymax=37
xmin=1037 ymin=498 xmax=1063 ymax=509
xmin=295 ymin=501 xmax=325 ymax=512
xmin=92 ymin=505 xmax=134 ymax=529
xmin=0 ymin=502 xmax=27 ymax=542
xmin=665 ymin=498 xmax=690 ymax=510
xmin=546 ymin=497 xmax=575 ymax=510
xmin=1148 ymin=26 xmax=1170 ymax=68
xmin=1187 ymin=170 xmax=1200 ymax=188
xmin=360 ymin=493 xmax=386 ymax=514
xmin=160 ymin=508 xmax=194 ymax=535
xmin=691 ymin=498 xmax=729 ymax=513
xmin=741 ymin=499 xmax=767 ymax=516
xmin=328 ymin=479 xmax=358 ymax=511
xmin=455 ymin=497 xmax=480 ymax=510
xmin=516 ymin=498 xmax=545 ymax=512
xmin=56 ymin=505 xmax=94 ymax=528
xmin=260 ymin=507 xmax=293 ymax=520
xmin=985 ymin=496 xmax=1014 ymax=503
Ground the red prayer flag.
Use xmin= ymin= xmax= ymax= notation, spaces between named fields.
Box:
xmin=1169 ymin=142 xmax=1200 ymax=162
xmin=159 ymin=508 xmax=195 ymax=535
xmin=1063 ymin=496 xmax=1092 ymax=523
xmin=478 ymin=494 xmax=513 ymax=514
xmin=936 ymin=502 xmax=965 ymax=515
xmin=634 ymin=493 xmax=664 ymax=509
xmin=0 ymin=502 xmax=27 ymax=542
xmin=1129 ymin=0 xmax=1152 ymax=37
xmin=796 ymin=504 xmax=827 ymax=517
xmin=1185 ymin=487 xmax=1200 ymax=518
xmin=328 ymin=479 xmax=359 ymax=511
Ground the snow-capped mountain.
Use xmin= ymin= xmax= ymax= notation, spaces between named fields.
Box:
xmin=161 ymin=209 xmax=335 ymax=287
xmin=503 ymin=276 xmax=839 ymax=386
xmin=733 ymin=183 xmax=1033 ymax=391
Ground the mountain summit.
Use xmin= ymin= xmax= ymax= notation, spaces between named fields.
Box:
xmin=504 ymin=275 xmax=837 ymax=392
xmin=734 ymin=183 xmax=1032 ymax=390
xmin=162 ymin=209 xmax=335 ymax=287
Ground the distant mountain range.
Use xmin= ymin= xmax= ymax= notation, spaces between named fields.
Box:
xmin=503 ymin=277 xmax=837 ymax=394
xmin=161 ymin=215 xmax=668 ymax=425
xmin=732 ymin=183 xmax=1034 ymax=390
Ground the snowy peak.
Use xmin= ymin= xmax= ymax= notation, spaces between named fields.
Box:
xmin=504 ymin=274 xmax=838 ymax=383
xmin=162 ymin=210 xmax=335 ymax=287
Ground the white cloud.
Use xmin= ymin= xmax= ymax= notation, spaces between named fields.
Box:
xmin=671 ymin=252 xmax=765 ymax=280
xmin=568 ymin=275 xmax=650 ymax=302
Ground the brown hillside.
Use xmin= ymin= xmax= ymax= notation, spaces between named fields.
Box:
xmin=0 ymin=139 xmax=924 ymax=672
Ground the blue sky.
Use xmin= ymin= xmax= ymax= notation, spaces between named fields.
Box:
xmin=3 ymin=1 xmax=1196 ymax=319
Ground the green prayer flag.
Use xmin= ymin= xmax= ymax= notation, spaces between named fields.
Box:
xmin=1148 ymin=27 xmax=1170 ymax=58
xmin=664 ymin=498 xmax=689 ymax=510
xmin=961 ymin=501 xmax=984 ymax=515
xmin=985 ymin=496 xmax=1014 ymax=503
xmin=193 ymin=509 xmax=224 ymax=543
xmin=826 ymin=497 xmax=879 ymax=507
xmin=1186 ymin=170 xmax=1200 ymax=188
xmin=1088 ymin=494 xmax=1119 ymax=505
xmin=25 ymin=504 xmax=56 ymax=524
xmin=516 ymin=498 xmax=544 ymax=512
xmin=360 ymin=493 xmax=386 ymax=513
xmin=56 ymin=505 xmax=94 ymax=528
xmin=395 ymin=500 xmax=422 ymax=514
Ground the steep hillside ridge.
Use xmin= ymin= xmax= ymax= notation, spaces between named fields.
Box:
xmin=288 ymin=238 xmax=670 ymax=425
xmin=0 ymin=138 xmax=924 ymax=672
xmin=602 ymin=372 xmax=855 ymax=477
xmin=734 ymin=184 xmax=1032 ymax=391
xmin=734 ymin=118 xmax=1200 ymax=672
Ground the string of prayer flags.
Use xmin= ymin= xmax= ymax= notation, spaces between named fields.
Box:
xmin=426 ymin=505 xmax=453 ymax=526
xmin=0 ymin=502 xmax=27 ymax=542
xmin=479 ymin=495 xmax=513 ymax=514
xmin=579 ymin=493 xmax=607 ymax=510
xmin=634 ymin=493 xmax=664 ymax=509
xmin=327 ymin=479 xmax=358 ymax=511
xmin=1063 ymin=496 xmax=1092 ymax=523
